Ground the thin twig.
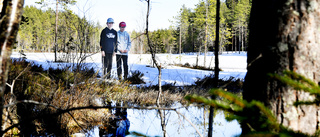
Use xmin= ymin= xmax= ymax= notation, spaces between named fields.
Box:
xmin=175 ymin=110 xmax=204 ymax=137
xmin=131 ymin=32 xmax=146 ymax=42
xmin=3 ymin=57 xmax=30 ymax=131
xmin=67 ymin=111 xmax=87 ymax=134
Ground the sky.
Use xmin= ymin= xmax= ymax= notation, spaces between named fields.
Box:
xmin=24 ymin=0 xmax=200 ymax=32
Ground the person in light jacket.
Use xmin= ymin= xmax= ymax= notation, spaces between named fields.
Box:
xmin=116 ymin=22 xmax=131 ymax=80
xmin=100 ymin=18 xmax=117 ymax=79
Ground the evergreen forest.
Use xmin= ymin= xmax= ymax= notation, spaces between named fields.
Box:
xmin=18 ymin=0 xmax=251 ymax=55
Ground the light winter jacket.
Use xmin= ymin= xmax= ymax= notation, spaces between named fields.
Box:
xmin=116 ymin=30 xmax=131 ymax=55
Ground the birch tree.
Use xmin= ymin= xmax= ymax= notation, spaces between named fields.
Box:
xmin=0 ymin=0 xmax=24 ymax=135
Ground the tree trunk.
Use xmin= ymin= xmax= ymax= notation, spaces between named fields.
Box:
xmin=204 ymin=0 xmax=208 ymax=67
xmin=144 ymin=0 xmax=166 ymax=136
xmin=0 ymin=0 xmax=24 ymax=135
xmin=209 ymin=0 xmax=220 ymax=136
xmin=238 ymin=18 xmax=240 ymax=54
xmin=179 ymin=26 xmax=181 ymax=55
xmin=241 ymin=25 xmax=243 ymax=51
xmin=179 ymin=26 xmax=182 ymax=64
xmin=244 ymin=0 xmax=320 ymax=135
xmin=54 ymin=0 xmax=59 ymax=62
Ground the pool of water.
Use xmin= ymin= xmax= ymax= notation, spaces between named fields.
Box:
xmin=126 ymin=104 xmax=242 ymax=137
xmin=85 ymin=102 xmax=242 ymax=137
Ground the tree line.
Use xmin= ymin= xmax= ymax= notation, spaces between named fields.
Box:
xmin=18 ymin=5 xmax=100 ymax=54
xmin=130 ymin=0 xmax=252 ymax=54
xmin=17 ymin=0 xmax=251 ymax=55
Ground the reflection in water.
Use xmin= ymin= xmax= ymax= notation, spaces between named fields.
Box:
xmin=115 ymin=108 xmax=130 ymax=137
xmin=99 ymin=102 xmax=130 ymax=137
xmin=89 ymin=103 xmax=241 ymax=137
xmin=127 ymin=103 xmax=242 ymax=137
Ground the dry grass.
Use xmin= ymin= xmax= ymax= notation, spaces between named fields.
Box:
xmin=100 ymin=80 xmax=211 ymax=107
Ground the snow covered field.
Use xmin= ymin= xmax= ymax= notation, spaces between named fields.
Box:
xmin=11 ymin=51 xmax=247 ymax=86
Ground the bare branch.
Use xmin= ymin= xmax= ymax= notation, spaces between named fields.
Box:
xmin=175 ymin=110 xmax=203 ymax=137
xmin=66 ymin=111 xmax=87 ymax=133
xmin=4 ymin=100 xmax=60 ymax=109
xmin=3 ymin=99 xmax=184 ymax=110
xmin=131 ymin=32 xmax=146 ymax=42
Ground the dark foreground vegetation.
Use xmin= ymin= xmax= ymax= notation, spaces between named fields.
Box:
xmin=186 ymin=71 xmax=320 ymax=137
xmin=3 ymin=59 xmax=243 ymax=136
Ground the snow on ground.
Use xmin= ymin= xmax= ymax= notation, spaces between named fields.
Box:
xmin=10 ymin=51 xmax=247 ymax=86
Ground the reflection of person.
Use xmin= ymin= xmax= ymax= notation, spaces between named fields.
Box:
xmin=115 ymin=109 xmax=130 ymax=137
xmin=100 ymin=18 xmax=117 ymax=79
xmin=116 ymin=22 xmax=131 ymax=80
xmin=99 ymin=103 xmax=130 ymax=137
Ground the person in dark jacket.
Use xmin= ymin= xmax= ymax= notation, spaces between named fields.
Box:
xmin=100 ymin=18 xmax=118 ymax=79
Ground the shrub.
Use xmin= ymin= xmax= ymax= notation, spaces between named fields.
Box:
xmin=126 ymin=70 xmax=145 ymax=84
xmin=183 ymin=62 xmax=190 ymax=67
xmin=4 ymin=59 xmax=107 ymax=136
xmin=194 ymin=74 xmax=243 ymax=92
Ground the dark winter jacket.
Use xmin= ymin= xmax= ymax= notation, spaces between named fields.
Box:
xmin=100 ymin=27 xmax=118 ymax=53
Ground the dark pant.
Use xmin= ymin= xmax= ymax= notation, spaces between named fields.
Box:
xmin=102 ymin=53 xmax=113 ymax=79
xmin=116 ymin=54 xmax=128 ymax=79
